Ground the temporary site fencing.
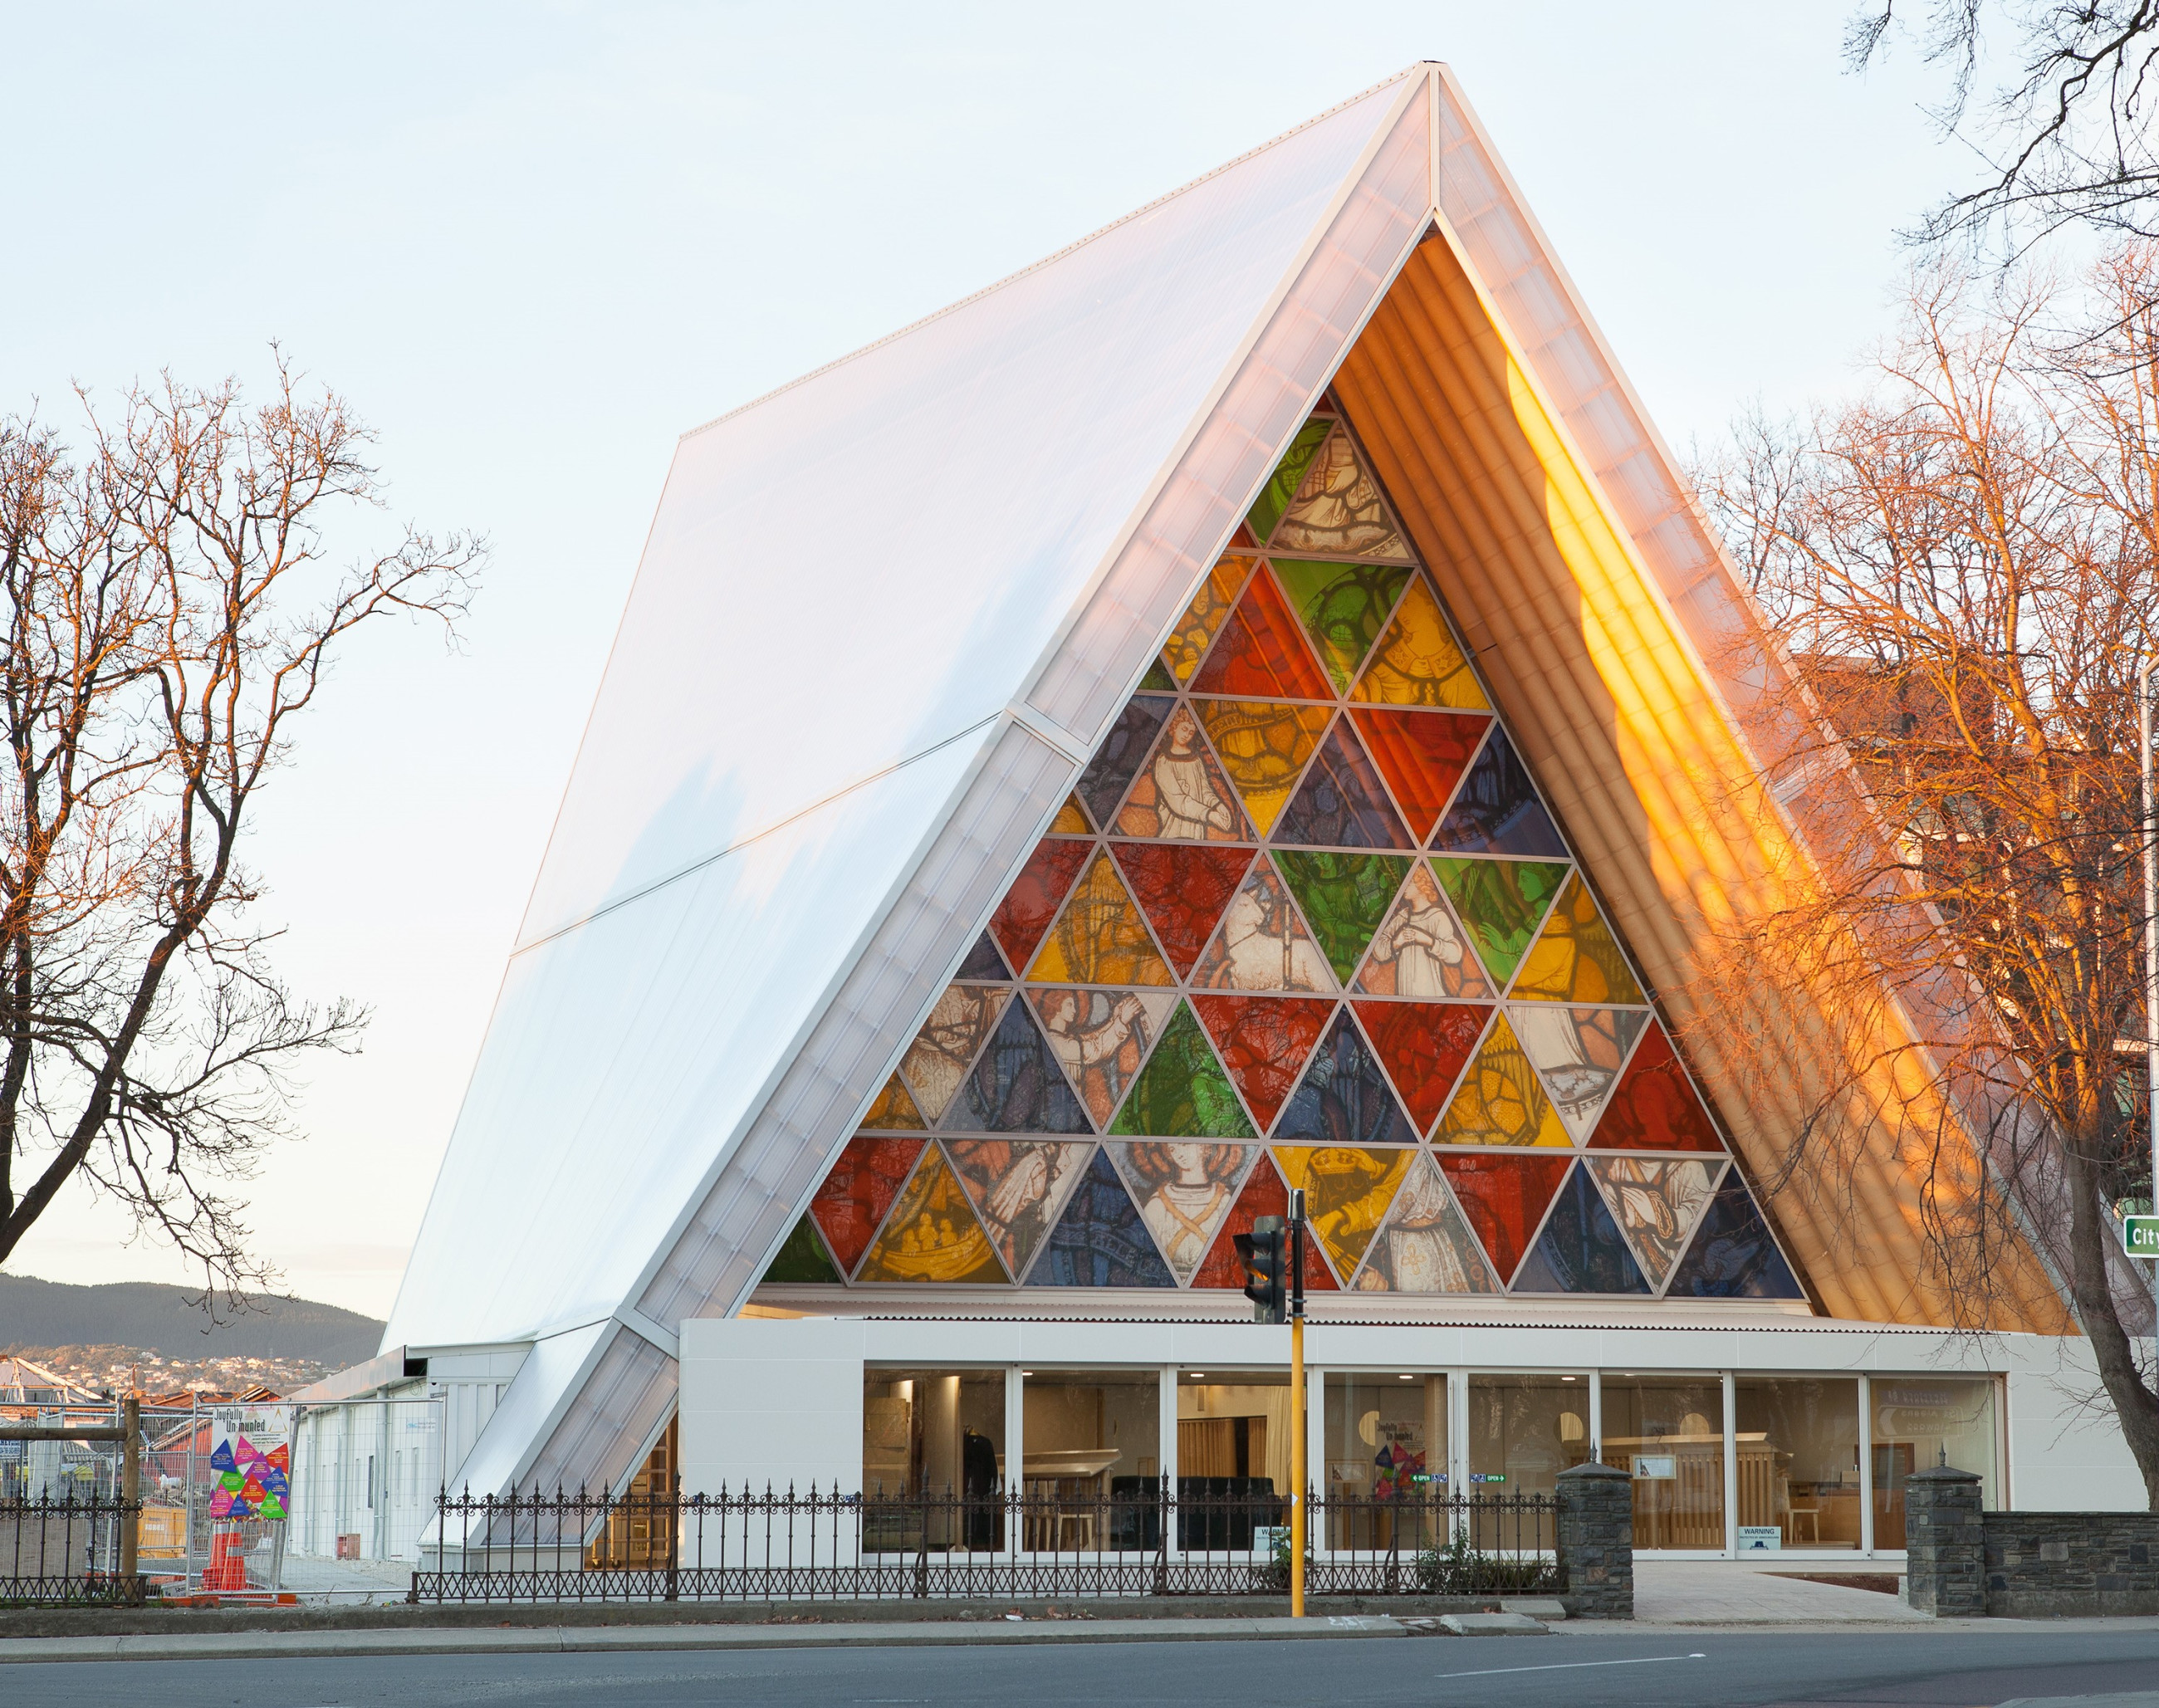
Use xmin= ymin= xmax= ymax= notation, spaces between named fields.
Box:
xmin=413 ymin=1480 xmax=1558 ymax=1603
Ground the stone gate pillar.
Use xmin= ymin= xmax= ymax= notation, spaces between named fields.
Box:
xmin=1554 ymin=1461 xmax=1633 ymax=1618
xmin=1902 ymin=1464 xmax=1985 ymax=1617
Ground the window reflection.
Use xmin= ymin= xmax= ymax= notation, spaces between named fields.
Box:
xmin=1734 ymin=1378 xmax=1858 ymax=1550
xmin=1598 ymin=1377 xmax=1725 ymax=1549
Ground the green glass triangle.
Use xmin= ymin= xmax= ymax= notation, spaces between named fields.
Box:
xmin=1430 ymin=856 xmax=1571 ymax=986
xmin=1269 ymin=560 xmax=1414 ymax=694
xmin=763 ymin=1214 xmax=842 ymax=1283
xmin=1109 ymin=1000 xmax=1256 ymax=1138
xmin=1138 ymin=657 xmax=1177 ymax=692
xmin=1271 ymin=850 xmax=1411 ymax=985
xmin=1246 ymin=419 xmax=1334 ymax=543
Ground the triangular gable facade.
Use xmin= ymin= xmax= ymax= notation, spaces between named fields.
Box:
xmin=386 ymin=64 xmax=2073 ymax=1507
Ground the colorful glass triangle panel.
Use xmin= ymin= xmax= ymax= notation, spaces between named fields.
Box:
xmin=1191 ymin=855 xmax=1337 ymax=993
xmin=1350 ymin=1001 xmax=1491 ymax=1134
xmin=1512 ymin=873 xmax=1646 ymax=1005
xmin=1271 ymin=1006 xmax=1419 ymax=1148
xmin=1189 ymin=994 xmax=1334 ymax=1133
xmin=898 ymin=986 xmax=1011 ymax=1124
xmin=1272 ymin=850 xmax=1411 ymax=985
xmin=1429 ymin=727 xmax=1568 ymax=858
xmin=1192 ymin=700 xmax=1333 ymax=834
xmin=1437 ymin=1153 xmax=1570 ymax=1285
xmin=762 ymin=1214 xmax=842 ymax=1284
xmin=1510 ymin=1006 xmax=1647 ymax=1142
xmin=1271 ymin=1144 xmax=1413 ymax=1283
xmin=1431 ymin=857 xmax=1569 ymax=987
xmin=945 ymin=1138 xmax=1098 ymax=1280
xmin=1074 ymin=693 xmax=1173 ymax=827
xmin=1270 ymin=559 xmax=1415 ymax=692
xmin=1105 ymin=1141 xmax=1260 ymax=1284
xmin=810 ymin=1135 xmax=925 ymax=1274
xmin=1434 ymin=1013 xmax=1571 ymax=1148
xmin=1587 ymin=1157 xmax=1723 ymax=1288
xmin=1590 ymin=1026 xmax=1725 ymax=1153
xmin=1273 ymin=428 xmax=1412 ymax=560
xmin=1111 ymin=844 xmax=1252 ymax=976
xmin=860 ymin=1071 xmax=927 ymax=1132
xmin=1665 ymin=1172 xmax=1804 ymax=1299
xmin=1349 ymin=576 xmax=1490 ymax=709
xmin=1114 ymin=705 xmax=1252 ymax=842
xmin=1026 ymin=851 xmax=1174 ymax=986
xmin=1108 ymin=1000 xmax=1257 ymax=1138
xmin=989 ymin=839 xmax=1092 ymax=973
xmin=1138 ymin=658 xmax=1176 ymax=692
xmin=1353 ymin=862 xmax=1494 ymax=999
xmin=1030 ymin=1146 xmax=1175 ymax=1286
xmin=1246 ymin=418 xmax=1333 ymax=543
xmin=957 ymin=931 xmax=1011 ymax=981
xmin=1030 ymin=987 xmax=1178 ymax=1131
xmin=945 ymin=996 xmax=1093 ymax=1133
xmin=1192 ymin=1153 xmax=1339 ymax=1290
xmin=1273 ymin=717 xmax=1412 ymax=849
xmin=1050 ymin=794 xmax=1092 ymax=834
xmin=857 ymin=1145 xmax=1009 ymax=1284
xmin=1349 ymin=708 xmax=1488 ymax=842
xmin=1231 ymin=520 xmax=1259 ymax=548
xmin=1163 ymin=554 xmax=1256 ymax=685
xmin=1352 ymin=1153 xmax=1498 ymax=1293
xmin=1512 ymin=1162 xmax=1650 ymax=1294
xmin=1189 ymin=567 xmax=1334 ymax=701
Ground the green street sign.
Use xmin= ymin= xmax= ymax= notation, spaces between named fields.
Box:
xmin=2123 ymin=1214 xmax=2159 ymax=1260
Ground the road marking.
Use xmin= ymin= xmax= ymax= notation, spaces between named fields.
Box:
xmin=1437 ymin=1653 xmax=1706 ymax=1680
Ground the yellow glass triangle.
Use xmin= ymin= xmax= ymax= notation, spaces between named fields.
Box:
xmin=860 ymin=1071 xmax=925 ymax=1131
xmin=1050 ymin=793 xmax=1091 ymax=834
xmin=1026 ymin=850 xmax=1173 ymax=986
xmin=1349 ymin=578 xmax=1490 ymax=709
xmin=1433 ymin=1013 xmax=1571 ymax=1147
xmin=1510 ymin=873 xmax=1645 ymax=1005
xmin=1192 ymin=700 xmax=1333 ymax=836
xmin=1270 ymin=1144 xmax=1414 ymax=1280
xmin=1274 ymin=428 xmax=1412 ymax=561
xmin=856 ymin=1146 xmax=1009 ymax=1284
xmin=1163 ymin=555 xmax=1256 ymax=684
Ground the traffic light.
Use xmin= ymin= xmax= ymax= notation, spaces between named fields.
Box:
xmin=1234 ymin=1216 xmax=1286 ymax=1324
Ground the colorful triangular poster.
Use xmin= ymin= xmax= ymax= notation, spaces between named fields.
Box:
xmin=1190 ymin=566 xmax=1334 ymax=701
xmin=1193 ymin=699 xmax=1333 ymax=835
xmin=1270 ymin=558 xmax=1415 ymax=692
xmin=1432 ymin=1012 xmax=1571 ymax=1148
xmin=1192 ymin=1153 xmax=1339 ymax=1290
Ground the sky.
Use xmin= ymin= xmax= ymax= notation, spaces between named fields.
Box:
xmin=0 ymin=2 xmax=1978 ymax=1319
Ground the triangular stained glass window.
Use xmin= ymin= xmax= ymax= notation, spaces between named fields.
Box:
xmin=956 ymin=931 xmax=1011 ymax=981
xmin=1138 ymin=658 xmax=1177 ymax=692
xmin=1437 ymin=1153 xmax=1571 ymax=1285
xmin=1349 ymin=577 xmax=1489 ymax=709
xmin=1193 ymin=700 xmax=1333 ymax=836
xmin=1246 ymin=418 xmax=1334 ymax=543
xmin=1075 ymin=694 xmax=1173 ymax=827
xmin=1352 ymin=1153 xmax=1498 ymax=1294
xmin=1351 ymin=708 xmax=1490 ymax=842
xmin=1030 ymin=988 xmax=1178 ymax=1131
xmin=1588 ymin=1157 xmax=1722 ymax=1289
xmin=1115 ymin=705 xmax=1252 ymax=841
xmin=1271 ymin=1007 xmax=1419 ymax=1148
xmin=1510 ymin=1006 xmax=1647 ymax=1143
xmin=1353 ymin=861 xmax=1494 ymax=1000
xmin=1191 ymin=856 xmax=1338 ymax=993
xmin=1271 ymin=1144 xmax=1414 ymax=1283
xmin=1665 ymin=1172 xmax=1804 ymax=1299
xmin=1512 ymin=873 xmax=1646 ymax=1005
xmin=1429 ymin=726 xmax=1568 ymax=859
xmin=762 ymin=1215 xmax=843 ymax=1285
xmin=1030 ymin=1146 xmax=1176 ymax=1287
xmin=898 ymin=986 xmax=1011 ymax=1125
xmin=1162 ymin=555 xmax=1256 ymax=685
xmin=1189 ymin=993 xmax=1334 ymax=1133
xmin=1108 ymin=1000 xmax=1257 ymax=1138
xmin=859 ymin=1072 xmax=927 ymax=1132
xmin=1050 ymin=794 xmax=1093 ymax=834
xmin=1351 ymin=1001 xmax=1491 ymax=1135
xmin=1270 ymin=558 xmax=1415 ymax=692
xmin=1512 ymin=1162 xmax=1650 ymax=1294
xmin=810 ymin=1135 xmax=926 ymax=1275
xmin=1192 ymin=1153 xmax=1339 ymax=1290
xmin=1271 ymin=850 xmax=1408 ymax=985
xmin=1271 ymin=429 xmax=1412 ymax=560
xmin=945 ymin=1138 xmax=1098 ymax=1280
xmin=1112 ymin=843 xmax=1254 ymax=977
xmin=943 ymin=996 xmax=1093 ymax=1134
xmin=1433 ymin=1013 xmax=1571 ymax=1148
xmin=1590 ymin=1025 xmax=1725 ymax=1153
xmin=1190 ymin=568 xmax=1334 ymax=701
xmin=1273 ymin=718 xmax=1412 ymax=849
xmin=1431 ymin=857 xmax=1569 ymax=988
xmin=857 ymin=1145 xmax=1009 ymax=1284
xmin=1105 ymin=1141 xmax=1260 ymax=1285
xmin=1026 ymin=851 xmax=1174 ymax=986
xmin=989 ymin=839 xmax=1093 ymax=973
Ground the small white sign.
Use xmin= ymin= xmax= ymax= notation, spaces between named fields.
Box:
xmin=1631 ymin=1454 xmax=1677 ymax=1480
xmin=1737 ymin=1526 xmax=1782 ymax=1551
xmin=1253 ymin=1525 xmax=1290 ymax=1554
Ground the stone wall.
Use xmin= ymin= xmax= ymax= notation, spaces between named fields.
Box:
xmin=1905 ymin=1462 xmax=2159 ymax=1617
xmin=1554 ymin=1461 xmax=1633 ymax=1619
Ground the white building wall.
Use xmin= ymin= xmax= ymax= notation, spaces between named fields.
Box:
xmin=678 ymin=1316 xmax=867 ymax=1496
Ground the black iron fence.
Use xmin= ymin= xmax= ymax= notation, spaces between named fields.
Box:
xmin=1 ymin=1491 xmax=145 ymax=1605
xmin=412 ymin=1480 xmax=1557 ymax=1603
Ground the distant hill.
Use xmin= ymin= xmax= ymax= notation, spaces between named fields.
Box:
xmin=0 ymin=1273 xmax=384 ymax=1367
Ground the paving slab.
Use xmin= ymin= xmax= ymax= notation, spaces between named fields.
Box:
xmin=1633 ymin=1560 xmax=1930 ymax=1624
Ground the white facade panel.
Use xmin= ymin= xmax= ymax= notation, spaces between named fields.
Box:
xmin=679 ymin=1316 xmax=869 ymax=1496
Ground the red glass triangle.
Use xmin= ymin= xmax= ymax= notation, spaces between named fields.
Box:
xmin=1192 ymin=1153 xmax=1339 ymax=1290
xmin=809 ymin=1136 xmax=925 ymax=1274
xmin=1589 ymin=1026 xmax=1726 ymax=1153
xmin=1350 ymin=1001 xmax=1491 ymax=1133
xmin=1231 ymin=521 xmax=1260 ymax=549
xmin=1190 ymin=994 xmax=1335 ymax=1133
xmin=1349 ymin=709 xmax=1491 ymax=842
xmin=1437 ymin=1153 xmax=1572 ymax=1285
xmin=1190 ymin=566 xmax=1334 ymax=700
xmin=988 ymin=838 xmax=1093 ymax=971
xmin=1110 ymin=843 xmax=1255 ymax=976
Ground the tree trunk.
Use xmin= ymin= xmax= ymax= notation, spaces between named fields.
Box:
xmin=2064 ymin=1138 xmax=2159 ymax=1508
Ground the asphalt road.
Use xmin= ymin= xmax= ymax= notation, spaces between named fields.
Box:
xmin=9 ymin=1627 xmax=2159 ymax=1708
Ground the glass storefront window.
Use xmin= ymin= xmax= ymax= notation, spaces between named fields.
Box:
xmin=1177 ymin=1370 xmax=1290 ymax=1553
xmin=1324 ymin=1373 xmax=1446 ymax=1549
xmin=1467 ymin=1375 xmax=1591 ymax=1501
xmin=861 ymin=1369 xmax=1006 ymax=1552
xmin=1598 ymin=1376 xmax=1725 ymax=1549
xmin=1021 ymin=1370 xmax=1160 ymax=1551
xmin=1735 ymin=1378 xmax=1859 ymax=1550
xmin=1870 ymin=1378 xmax=1999 ymax=1549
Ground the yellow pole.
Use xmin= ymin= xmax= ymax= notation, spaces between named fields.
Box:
xmin=1289 ymin=1311 xmax=1305 ymax=1618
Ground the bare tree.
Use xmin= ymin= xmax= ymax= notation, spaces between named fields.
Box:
xmin=0 ymin=359 xmax=481 ymax=1303
xmin=1848 ymin=2 xmax=2159 ymax=252
xmin=1701 ymin=252 xmax=2159 ymax=1500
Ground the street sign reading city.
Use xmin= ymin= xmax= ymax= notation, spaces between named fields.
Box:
xmin=2122 ymin=1214 xmax=2159 ymax=1259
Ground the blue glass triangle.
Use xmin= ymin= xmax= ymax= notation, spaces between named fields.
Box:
xmin=1274 ymin=720 xmax=1412 ymax=849
xmin=1271 ymin=1008 xmax=1418 ymax=1147
xmin=957 ymin=930 xmax=1009 ymax=981
xmin=1075 ymin=695 xmax=1173 ymax=828
xmin=1029 ymin=1147 xmax=1176 ymax=1286
xmin=1512 ymin=1162 xmax=1650 ymax=1294
xmin=943 ymin=997 xmax=1092 ymax=1133
xmin=1428 ymin=727 xmax=1568 ymax=858
xmin=1666 ymin=1174 xmax=1804 ymax=1299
